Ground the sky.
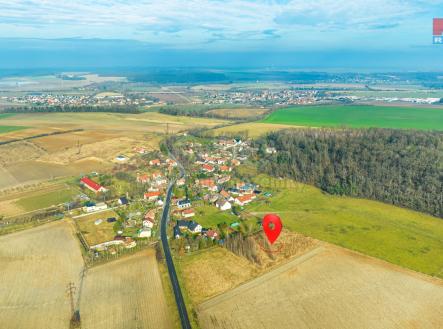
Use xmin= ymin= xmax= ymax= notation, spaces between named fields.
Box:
xmin=1 ymin=0 xmax=443 ymax=69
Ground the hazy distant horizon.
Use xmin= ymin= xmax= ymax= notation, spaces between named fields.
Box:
xmin=2 ymin=1 xmax=443 ymax=71
xmin=1 ymin=37 xmax=443 ymax=72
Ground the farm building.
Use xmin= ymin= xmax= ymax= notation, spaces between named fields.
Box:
xmin=80 ymin=177 xmax=108 ymax=193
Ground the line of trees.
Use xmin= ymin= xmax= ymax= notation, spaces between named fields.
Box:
xmin=158 ymin=104 xmax=267 ymax=121
xmin=256 ymin=128 xmax=443 ymax=218
xmin=2 ymin=105 xmax=141 ymax=114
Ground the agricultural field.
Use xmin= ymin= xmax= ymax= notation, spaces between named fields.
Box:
xmin=261 ymin=105 xmax=443 ymax=130
xmin=80 ymin=249 xmax=175 ymax=329
xmin=0 ymin=181 xmax=76 ymax=217
xmin=0 ymin=111 xmax=227 ymax=190
xmin=178 ymin=231 xmax=317 ymax=305
xmin=247 ymin=174 xmax=443 ymax=279
xmin=211 ymin=122 xmax=295 ymax=138
xmin=15 ymin=187 xmax=78 ymax=212
xmin=0 ymin=112 xmax=28 ymax=134
xmin=0 ymin=125 xmax=28 ymax=134
xmin=177 ymin=247 xmax=260 ymax=305
xmin=197 ymin=244 xmax=443 ymax=329
xmin=0 ymin=221 xmax=84 ymax=329
xmin=75 ymin=210 xmax=120 ymax=246
xmin=206 ymin=107 xmax=268 ymax=119
xmin=0 ymin=74 xmax=126 ymax=92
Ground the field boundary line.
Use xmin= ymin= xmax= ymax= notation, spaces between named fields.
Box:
xmin=198 ymin=245 xmax=325 ymax=311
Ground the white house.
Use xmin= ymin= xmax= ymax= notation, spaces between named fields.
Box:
xmin=143 ymin=220 xmax=154 ymax=229
xmin=177 ymin=199 xmax=191 ymax=209
xmin=138 ymin=229 xmax=152 ymax=238
xmin=188 ymin=221 xmax=202 ymax=234
xmin=216 ymin=199 xmax=232 ymax=211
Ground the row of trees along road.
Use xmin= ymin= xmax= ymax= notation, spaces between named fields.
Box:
xmin=256 ymin=128 xmax=443 ymax=218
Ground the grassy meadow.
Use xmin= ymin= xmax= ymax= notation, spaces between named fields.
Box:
xmin=193 ymin=204 xmax=238 ymax=228
xmin=15 ymin=188 xmax=78 ymax=212
xmin=246 ymin=174 xmax=443 ymax=278
xmin=262 ymin=105 xmax=443 ymax=130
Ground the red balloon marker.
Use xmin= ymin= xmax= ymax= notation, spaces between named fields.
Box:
xmin=262 ymin=214 xmax=282 ymax=244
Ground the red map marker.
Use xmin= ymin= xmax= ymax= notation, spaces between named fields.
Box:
xmin=262 ymin=214 xmax=282 ymax=244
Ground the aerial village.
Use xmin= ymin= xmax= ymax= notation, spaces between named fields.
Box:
xmin=71 ymin=135 xmax=267 ymax=259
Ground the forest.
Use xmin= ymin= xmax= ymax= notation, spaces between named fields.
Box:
xmin=256 ymin=128 xmax=443 ymax=218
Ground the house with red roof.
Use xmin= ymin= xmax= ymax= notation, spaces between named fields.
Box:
xmin=197 ymin=178 xmax=218 ymax=192
xmin=202 ymin=164 xmax=215 ymax=173
xmin=137 ymin=173 xmax=150 ymax=184
xmin=219 ymin=165 xmax=232 ymax=172
xmin=144 ymin=191 xmax=161 ymax=201
xmin=80 ymin=177 xmax=108 ymax=193
xmin=181 ymin=208 xmax=195 ymax=218
xmin=149 ymin=159 xmax=161 ymax=166
xmin=234 ymin=194 xmax=254 ymax=206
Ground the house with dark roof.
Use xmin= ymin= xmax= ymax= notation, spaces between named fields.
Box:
xmin=188 ymin=221 xmax=202 ymax=234
xmin=177 ymin=199 xmax=191 ymax=209
xmin=118 ymin=196 xmax=129 ymax=205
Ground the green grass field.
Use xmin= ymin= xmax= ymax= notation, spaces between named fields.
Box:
xmin=15 ymin=189 xmax=78 ymax=212
xmin=246 ymin=174 xmax=443 ymax=278
xmin=0 ymin=125 xmax=28 ymax=134
xmin=193 ymin=205 xmax=238 ymax=228
xmin=262 ymin=105 xmax=443 ymax=130
xmin=0 ymin=113 xmax=28 ymax=134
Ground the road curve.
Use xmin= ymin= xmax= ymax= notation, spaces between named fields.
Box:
xmin=160 ymin=180 xmax=192 ymax=329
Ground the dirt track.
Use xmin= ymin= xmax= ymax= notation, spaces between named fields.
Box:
xmin=198 ymin=244 xmax=443 ymax=329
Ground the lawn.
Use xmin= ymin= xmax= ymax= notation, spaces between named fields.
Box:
xmin=193 ymin=204 xmax=238 ymax=228
xmin=247 ymin=174 xmax=443 ymax=278
xmin=76 ymin=210 xmax=119 ymax=246
xmin=15 ymin=188 xmax=78 ymax=212
xmin=261 ymin=105 xmax=443 ymax=131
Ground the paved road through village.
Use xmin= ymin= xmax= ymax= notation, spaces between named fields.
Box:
xmin=160 ymin=179 xmax=192 ymax=329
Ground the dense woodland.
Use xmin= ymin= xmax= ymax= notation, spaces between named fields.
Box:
xmin=256 ymin=128 xmax=443 ymax=218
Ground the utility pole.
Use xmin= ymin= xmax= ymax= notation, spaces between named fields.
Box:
xmin=66 ymin=282 xmax=81 ymax=328
xmin=166 ymin=122 xmax=169 ymax=136
xmin=66 ymin=282 xmax=76 ymax=316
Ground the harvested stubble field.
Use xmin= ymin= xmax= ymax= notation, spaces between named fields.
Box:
xmin=80 ymin=249 xmax=175 ymax=329
xmin=178 ymin=230 xmax=317 ymax=305
xmin=197 ymin=244 xmax=443 ymax=329
xmin=0 ymin=221 xmax=84 ymax=329
xmin=0 ymin=111 xmax=225 ymax=191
